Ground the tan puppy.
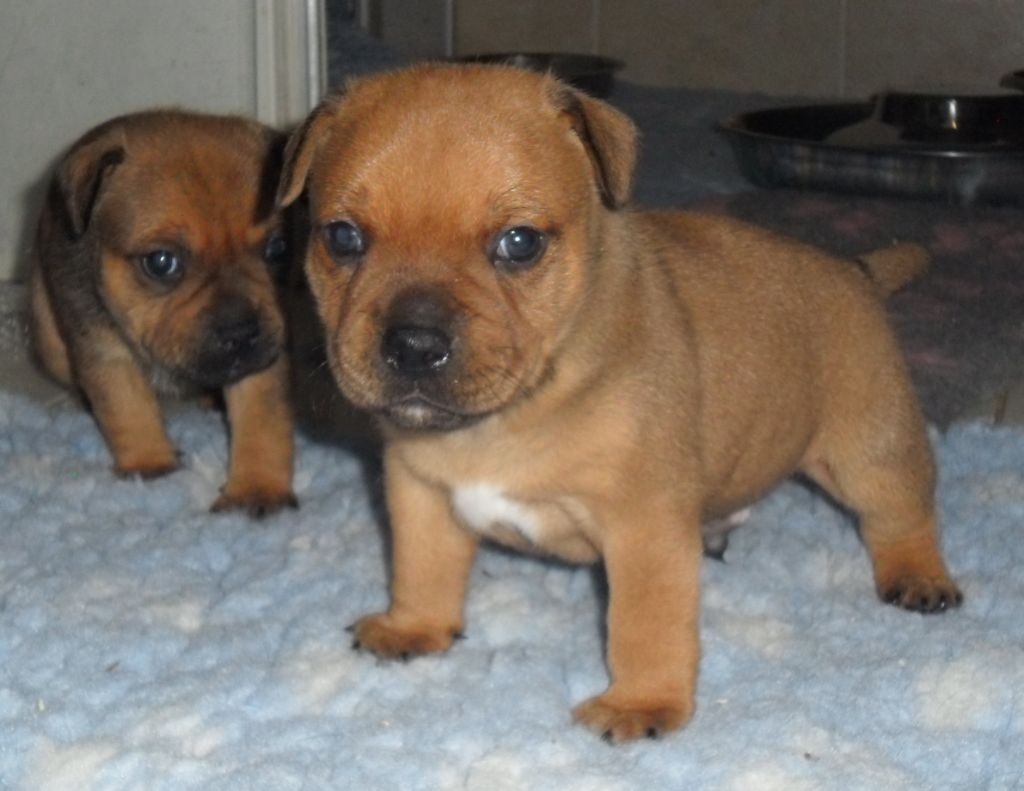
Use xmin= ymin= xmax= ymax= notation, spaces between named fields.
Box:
xmin=277 ymin=64 xmax=961 ymax=741
xmin=31 ymin=110 xmax=297 ymax=515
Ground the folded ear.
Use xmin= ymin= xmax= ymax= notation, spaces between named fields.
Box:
xmin=55 ymin=123 xmax=127 ymax=238
xmin=276 ymin=98 xmax=339 ymax=209
xmin=254 ymin=128 xmax=290 ymax=223
xmin=547 ymin=79 xmax=638 ymax=209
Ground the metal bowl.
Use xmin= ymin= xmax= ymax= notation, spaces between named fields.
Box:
xmin=718 ymin=91 xmax=1024 ymax=206
xmin=872 ymin=90 xmax=1024 ymax=145
xmin=455 ymin=53 xmax=624 ymax=97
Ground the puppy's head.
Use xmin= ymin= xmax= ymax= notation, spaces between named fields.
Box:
xmin=54 ymin=110 xmax=292 ymax=389
xmin=277 ymin=64 xmax=637 ymax=430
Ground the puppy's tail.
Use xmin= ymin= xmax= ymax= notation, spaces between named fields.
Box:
xmin=853 ymin=242 xmax=930 ymax=297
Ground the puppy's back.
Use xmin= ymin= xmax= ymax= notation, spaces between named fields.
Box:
xmin=640 ymin=211 xmax=917 ymax=509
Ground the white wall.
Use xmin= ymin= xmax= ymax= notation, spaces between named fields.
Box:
xmin=0 ymin=0 xmax=323 ymax=282
xmin=453 ymin=1 xmax=1024 ymax=98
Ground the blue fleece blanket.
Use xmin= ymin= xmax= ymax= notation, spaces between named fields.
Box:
xmin=0 ymin=393 xmax=1021 ymax=790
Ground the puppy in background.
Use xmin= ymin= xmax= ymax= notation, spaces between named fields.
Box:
xmin=278 ymin=64 xmax=961 ymax=741
xmin=31 ymin=110 xmax=297 ymax=516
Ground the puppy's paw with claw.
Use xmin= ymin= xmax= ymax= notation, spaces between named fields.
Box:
xmin=350 ymin=614 xmax=459 ymax=661
xmin=211 ymin=486 xmax=298 ymax=518
xmin=879 ymin=575 xmax=963 ymax=613
xmin=573 ymin=693 xmax=692 ymax=743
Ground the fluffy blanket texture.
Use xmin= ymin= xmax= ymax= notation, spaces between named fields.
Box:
xmin=0 ymin=392 xmax=1021 ymax=790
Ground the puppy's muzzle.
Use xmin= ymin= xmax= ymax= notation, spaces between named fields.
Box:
xmin=192 ymin=296 xmax=281 ymax=388
xmin=380 ymin=289 xmax=454 ymax=379
xmin=213 ymin=314 xmax=262 ymax=358
xmin=382 ymin=325 xmax=452 ymax=375
xmin=373 ymin=289 xmax=478 ymax=430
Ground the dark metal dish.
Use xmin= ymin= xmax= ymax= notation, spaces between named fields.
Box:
xmin=718 ymin=90 xmax=1024 ymax=206
xmin=455 ymin=53 xmax=624 ymax=97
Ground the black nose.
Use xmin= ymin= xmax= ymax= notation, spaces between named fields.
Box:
xmin=214 ymin=315 xmax=261 ymax=355
xmin=382 ymin=325 xmax=452 ymax=375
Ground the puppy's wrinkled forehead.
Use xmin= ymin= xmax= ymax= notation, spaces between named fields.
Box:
xmin=312 ymin=68 xmax=595 ymax=227
xmin=278 ymin=64 xmax=637 ymax=229
xmin=101 ymin=130 xmax=278 ymax=254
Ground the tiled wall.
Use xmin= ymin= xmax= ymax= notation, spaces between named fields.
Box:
xmin=451 ymin=0 xmax=1024 ymax=97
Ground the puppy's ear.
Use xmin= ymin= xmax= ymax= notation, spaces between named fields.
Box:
xmin=255 ymin=129 xmax=290 ymax=223
xmin=55 ymin=124 xmax=127 ymax=238
xmin=276 ymin=99 xmax=338 ymax=209
xmin=548 ymin=80 xmax=638 ymax=209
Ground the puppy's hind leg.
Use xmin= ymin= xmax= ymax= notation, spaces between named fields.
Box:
xmin=802 ymin=412 xmax=962 ymax=614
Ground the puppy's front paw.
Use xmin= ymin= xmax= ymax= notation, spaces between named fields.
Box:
xmin=878 ymin=574 xmax=963 ymax=613
xmin=350 ymin=613 xmax=459 ymax=661
xmin=211 ymin=486 xmax=298 ymax=518
xmin=573 ymin=693 xmax=693 ymax=743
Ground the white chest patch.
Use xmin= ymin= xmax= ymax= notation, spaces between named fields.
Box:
xmin=451 ymin=484 xmax=544 ymax=545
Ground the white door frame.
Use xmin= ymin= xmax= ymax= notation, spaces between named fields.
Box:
xmin=254 ymin=0 xmax=327 ymax=127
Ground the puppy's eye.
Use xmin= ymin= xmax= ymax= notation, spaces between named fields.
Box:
xmin=323 ymin=220 xmax=366 ymax=260
xmin=139 ymin=249 xmax=184 ymax=282
xmin=262 ymin=231 xmax=290 ymax=284
xmin=263 ymin=232 xmax=288 ymax=266
xmin=493 ymin=226 xmax=546 ymax=271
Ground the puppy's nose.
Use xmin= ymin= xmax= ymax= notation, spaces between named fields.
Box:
xmin=214 ymin=315 xmax=261 ymax=354
xmin=382 ymin=325 xmax=452 ymax=375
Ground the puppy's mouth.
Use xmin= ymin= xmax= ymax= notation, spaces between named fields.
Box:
xmin=379 ymin=394 xmax=486 ymax=432
xmin=190 ymin=339 xmax=281 ymax=389
xmin=184 ymin=304 xmax=284 ymax=389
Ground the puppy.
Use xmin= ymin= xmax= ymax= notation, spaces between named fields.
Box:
xmin=277 ymin=64 xmax=961 ymax=741
xmin=31 ymin=109 xmax=297 ymax=515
